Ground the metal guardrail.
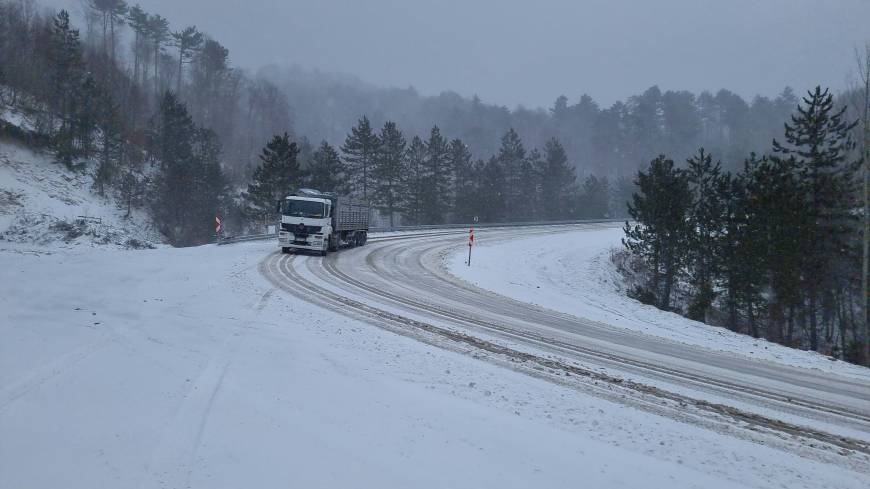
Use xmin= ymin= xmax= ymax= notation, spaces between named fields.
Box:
xmin=217 ymin=233 xmax=277 ymax=245
xmin=217 ymin=218 xmax=625 ymax=246
xmin=370 ymin=218 xmax=625 ymax=233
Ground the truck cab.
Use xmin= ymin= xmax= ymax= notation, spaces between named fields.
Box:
xmin=278 ymin=194 xmax=333 ymax=255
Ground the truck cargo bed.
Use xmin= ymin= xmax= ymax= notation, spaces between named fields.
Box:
xmin=334 ymin=198 xmax=370 ymax=231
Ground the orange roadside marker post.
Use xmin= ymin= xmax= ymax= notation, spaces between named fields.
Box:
xmin=468 ymin=228 xmax=474 ymax=266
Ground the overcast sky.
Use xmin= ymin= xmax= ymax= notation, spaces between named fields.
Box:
xmin=56 ymin=0 xmax=870 ymax=108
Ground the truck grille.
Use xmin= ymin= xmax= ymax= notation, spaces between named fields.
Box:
xmin=281 ymin=223 xmax=322 ymax=235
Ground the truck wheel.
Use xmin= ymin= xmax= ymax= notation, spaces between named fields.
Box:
xmin=328 ymin=234 xmax=338 ymax=252
xmin=359 ymin=232 xmax=367 ymax=246
xmin=281 ymin=247 xmax=290 ymax=254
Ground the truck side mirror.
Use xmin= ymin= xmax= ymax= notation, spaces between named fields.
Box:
xmin=276 ymin=200 xmax=281 ymax=213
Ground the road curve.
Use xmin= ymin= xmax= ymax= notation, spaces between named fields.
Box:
xmin=260 ymin=223 xmax=870 ymax=442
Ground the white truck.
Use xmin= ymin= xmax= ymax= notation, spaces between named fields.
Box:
xmin=277 ymin=189 xmax=370 ymax=255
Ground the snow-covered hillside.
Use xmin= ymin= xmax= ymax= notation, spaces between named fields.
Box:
xmin=0 ymin=139 xmax=164 ymax=249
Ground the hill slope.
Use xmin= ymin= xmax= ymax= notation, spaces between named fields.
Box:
xmin=0 ymin=138 xmax=164 ymax=250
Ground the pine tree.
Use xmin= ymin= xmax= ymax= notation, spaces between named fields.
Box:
xmin=190 ymin=38 xmax=230 ymax=128
xmin=421 ymin=125 xmax=452 ymax=224
xmin=610 ymin=174 xmax=636 ymax=219
xmin=93 ymin=88 xmax=124 ymax=196
xmin=497 ymin=128 xmax=527 ymax=217
xmin=373 ymin=121 xmax=406 ymax=228
xmin=540 ymin=138 xmax=577 ymax=220
xmin=106 ymin=0 xmax=128 ymax=64
xmin=74 ymin=74 xmax=102 ymax=159
xmin=171 ymin=26 xmax=203 ymax=94
xmin=149 ymin=92 xmax=201 ymax=244
xmin=126 ymin=4 xmax=149 ymax=84
xmin=244 ymin=132 xmax=300 ymax=218
xmin=738 ymin=154 xmax=804 ymax=340
xmin=478 ymin=156 xmax=506 ymax=223
xmin=190 ymin=127 xmax=227 ymax=241
xmin=579 ymin=175 xmax=611 ymax=219
xmin=449 ymin=139 xmax=476 ymax=222
xmin=341 ymin=116 xmax=379 ymax=201
xmin=117 ymin=165 xmax=144 ymax=218
xmin=718 ymin=165 xmax=766 ymax=335
xmin=627 ymin=86 xmax=664 ymax=165
xmin=149 ymin=96 xmax=225 ymax=245
xmin=147 ymin=14 xmax=170 ymax=98
xmin=402 ymin=136 xmax=427 ymax=225
xmin=623 ymin=155 xmax=692 ymax=309
xmin=87 ymin=0 xmax=128 ymax=62
xmin=307 ymin=141 xmax=348 ymax=194
xmin=685 ymin=148 xmax=729 ymax=321
xmin=295 ymin=136 xmax=314 ymax=182
xmin=521 ymin=148 xmax=543 ymax=220
xmin=772 ymin=86 xmax=858 ymax=351
xmin=48 ymin=10 xmax=84 ymax=167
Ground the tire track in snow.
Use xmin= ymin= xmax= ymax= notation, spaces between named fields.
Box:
xmin=0 ymin=337 xmax=110 ymax=412
xmin=137 ymin=288 xmax=273 ymax=489
xmin=139 ymin=343 xmax=236 ymax=489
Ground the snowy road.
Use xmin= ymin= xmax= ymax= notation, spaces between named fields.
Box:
xmin=263 ymin=223 xmax=870 ymax=446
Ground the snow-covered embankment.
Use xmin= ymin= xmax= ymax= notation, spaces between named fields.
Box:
xmin=446 ymin=227 xmax=870 ymax=381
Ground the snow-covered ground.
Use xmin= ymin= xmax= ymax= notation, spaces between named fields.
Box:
xmin=2 ymin=241 xmax=869 ymax=488
xmin=446 ymin=227 xmax=870 ymax=382
xmin=0 ymin=140 xmax=163 ymax=249
xmin=0 ymin=97 xmax=40 ymax=134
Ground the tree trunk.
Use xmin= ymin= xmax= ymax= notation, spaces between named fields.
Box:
xmin=177 ymin=46 xmax=184 ymax=95
xmin=109 ymin=15 xmax=115 ymax=65
xmin=661 ymin=255 xmax=674 ymax=311
xmin=862 ymin=44 xmax=870 ymax=366
xmin=769 ymin=299 xmax=783 ymax=344
xmin=838 ymin=289 xmax=848 ymax=359
xmin=809 ymin=289 xmax=819 ymax=351
xmin=651 ymin=242 xmax=661 ymax=302
xmin=748 ymin=303 xmax=759 ymax=338
xmin=101 ymin=12 xmax=107 ymax=56
xmin=363 ymin=153 xmax=368 ymax=201
xmin=154 ymin=42 xmax=160 ymax=98
xmin=133 ymin=32 xmax=140 ymax=85
xmin=728 ymin=291 xmax=738 ymax=332
xmin=823 ymin=289 xmax=835 ymax=344
xmin=388 ymin=181 xmax=395 ymax=228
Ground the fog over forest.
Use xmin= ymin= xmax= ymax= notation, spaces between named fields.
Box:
xmin=37 ymin=0 xmax=867 ymax=179
xmin=50 ymin=0 xmax=870 ymax=107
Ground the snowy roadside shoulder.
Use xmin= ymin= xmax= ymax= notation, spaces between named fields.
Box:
xmin=445 ymin=227 xmax=870 ymax=381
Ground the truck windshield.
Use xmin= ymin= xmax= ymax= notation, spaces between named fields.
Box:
xmin=281 ymin=200 xmax=325 ymax=218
